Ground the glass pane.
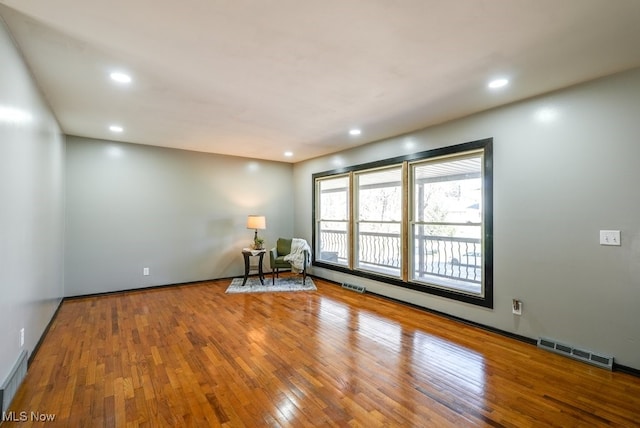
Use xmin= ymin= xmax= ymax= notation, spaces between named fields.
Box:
xmin=357 ymin=168 xmax=402 ymax=222
xmin=317 ymin=220 xmax=348 ymax=265
xmin=356 ymin=222 xmax=401 ymax=276
xmin=411 ymin=224 xmax=482 ymax=294
xmin=413 ymin=156 xmax=482 ymax=224
xmin=319 ymin=176 xmax=349 ymax=221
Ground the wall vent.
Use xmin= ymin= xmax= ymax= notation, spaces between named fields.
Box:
xmin=1 ymin=350 xmax=28 ymax=415
xmin=537 ymin=337 xmax=613 ymax=370
xmin=342 ymin=283 xmax=366 ymax=293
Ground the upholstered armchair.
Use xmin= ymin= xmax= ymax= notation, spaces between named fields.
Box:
xmin=269 ymin=238 xmax=310 ymax=285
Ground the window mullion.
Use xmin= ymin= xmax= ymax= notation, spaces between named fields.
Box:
xmin=401 ymin=161 xmax=409 ymax=282
xmin=348 ymin=171 xmax=355 ymax=270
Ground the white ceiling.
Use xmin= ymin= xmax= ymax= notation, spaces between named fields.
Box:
xmin=1 ymin=1 xmax=640 ymax=162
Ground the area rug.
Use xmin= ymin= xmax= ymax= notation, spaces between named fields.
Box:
xmin=225 ymin=277 xmax=316 ymax=294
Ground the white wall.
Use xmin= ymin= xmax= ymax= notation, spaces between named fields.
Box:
xmin=294 ymin=68 xmax=640 ymax=370
xmin=0 ymin=18 xmax=65 ymax=383
xmin=65 ymin=136 xmax=294 ymax=296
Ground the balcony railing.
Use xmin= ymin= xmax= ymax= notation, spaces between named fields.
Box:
xmin=317 ymin=229 xmax=481 ymax=285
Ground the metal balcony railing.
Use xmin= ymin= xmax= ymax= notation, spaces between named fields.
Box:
xmin=317 ymin=229 xmax=481 ymax=284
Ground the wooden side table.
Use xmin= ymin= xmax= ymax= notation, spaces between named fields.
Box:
xmin=241 ymin=248 xmax=266 ymax=286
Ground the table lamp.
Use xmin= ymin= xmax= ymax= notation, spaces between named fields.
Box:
xmin=246 ymin=215 xmax=266 ymax=247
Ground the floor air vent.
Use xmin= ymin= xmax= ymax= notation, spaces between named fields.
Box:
xmin=537 ymin=337 xmax=613 ymax=370
xmin=1 ymin=350 xmax=28 ymax=415
xmin=342 ymin=283 xmax=366 ymax=293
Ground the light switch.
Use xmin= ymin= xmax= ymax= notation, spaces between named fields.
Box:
xmin=599 ymin=230 xmax=621 ymax=246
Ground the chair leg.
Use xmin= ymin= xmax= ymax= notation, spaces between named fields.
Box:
xmin=272 ymin=268 xmax=276 ymax=285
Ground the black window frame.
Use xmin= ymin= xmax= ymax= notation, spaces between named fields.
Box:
xmin=312 ymin=138 xmax=493 ymax=308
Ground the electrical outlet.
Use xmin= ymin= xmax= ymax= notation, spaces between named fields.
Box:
xmin=20 ymin=328 xmax=24 ymax=347
xmin=512 ymin=299 xmax=522 ymax=316
xmin=143 ymin=267 xmax=150 ymax=276
xmin=599 ymin=230 xmax=621 ymax=246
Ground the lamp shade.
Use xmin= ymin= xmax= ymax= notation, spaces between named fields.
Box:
xmin=246 ymin=215 xmax=266 ymax=230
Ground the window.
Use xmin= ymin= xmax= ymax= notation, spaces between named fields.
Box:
xmin=315 ymin=175 xmax=350 ymax=266
xmin=355 ymin=166 xmax=403 ymax=277
xmin=410 ymin=152 xmax=484 ymax=294
xmin=313 ymin=139 xmax=492 ymax=307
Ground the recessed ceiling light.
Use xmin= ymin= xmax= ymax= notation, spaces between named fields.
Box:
xmin=349 ymin=129 xmax=362 ymax=136
xmin=109 ymin=125 xmax=123 ymax=133
xmin=110 ymin=72 xmax=132 ymax=84
xmin=488 ymin=78 xmax=509 ymax=89
xmin=284 ymin=151 xmax=293 ymax=157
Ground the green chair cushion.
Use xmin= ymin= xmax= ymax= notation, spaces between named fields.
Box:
xmin=276 ymin=238 xmax=292 ymax=256
xmin=272 ymin=255 xmax=290 ymax=268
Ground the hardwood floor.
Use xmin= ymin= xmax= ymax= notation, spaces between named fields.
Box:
xmin=5 ymin=276 xmax=640 ymax=427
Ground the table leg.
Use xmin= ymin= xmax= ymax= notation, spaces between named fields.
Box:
xmin=258 ymin=252 xmax=265 ymax=285
xmin=242 ymin=252 xmax=250 ymax=286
